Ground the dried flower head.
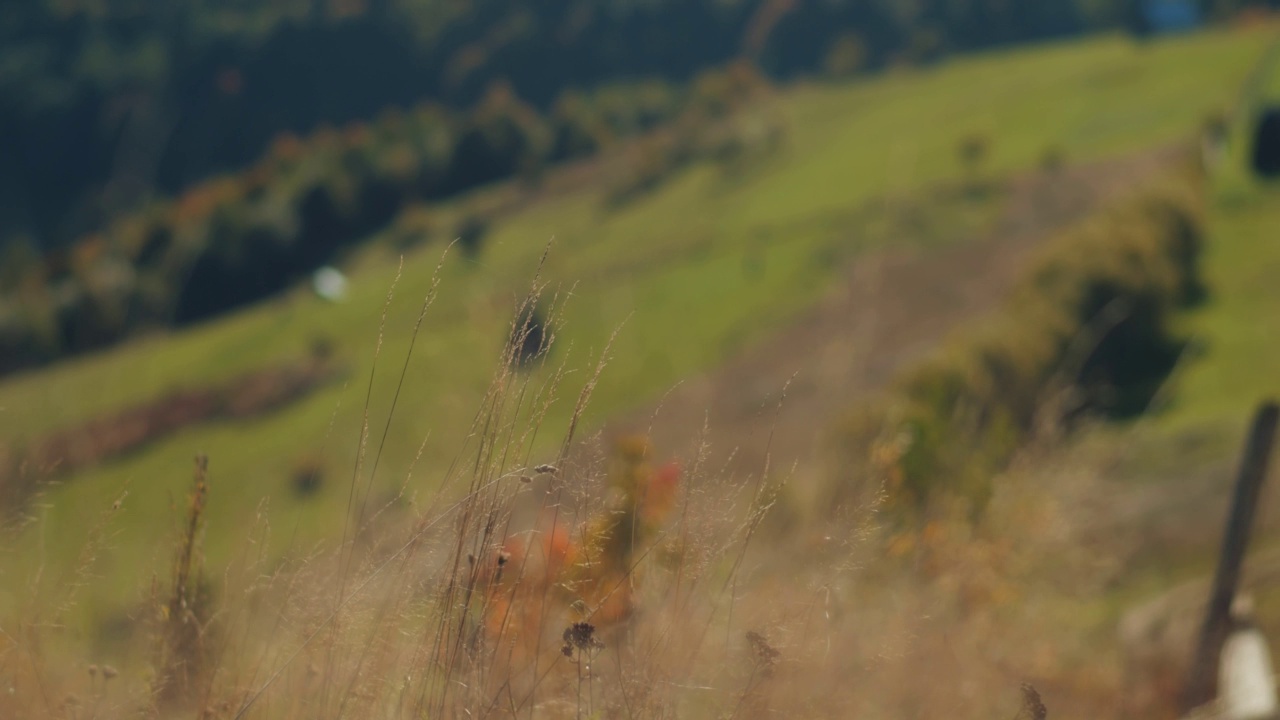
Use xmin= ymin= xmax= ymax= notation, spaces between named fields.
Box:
xmin=101 ymin=665 xmax=118 ymax=680
xmin=87 ymin=665 xmax=98 ymax=679
xmin=534 ymin=464 xmax=558 ymax=475
xmin=561 ymin=622 xmax=604 ymax=657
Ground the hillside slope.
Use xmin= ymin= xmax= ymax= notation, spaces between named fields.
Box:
xmin=0 ymin=27 xmax=1271 ymax=619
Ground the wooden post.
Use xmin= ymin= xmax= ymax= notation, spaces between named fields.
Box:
xmin=1182 ymin=401 xmax=1280 ymax=713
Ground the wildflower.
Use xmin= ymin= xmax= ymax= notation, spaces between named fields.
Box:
xmin=641 ymin=461 xmax=681 ymax=525
xmin=561 ymin=622 xmax=604 ymax=657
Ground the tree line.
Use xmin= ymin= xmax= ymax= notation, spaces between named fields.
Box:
xmin=3 ymin=0 xmax=1268 ymax=252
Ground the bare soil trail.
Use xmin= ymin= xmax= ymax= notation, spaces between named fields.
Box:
xmin=603 ymin=146 xmax=1185 ymax=479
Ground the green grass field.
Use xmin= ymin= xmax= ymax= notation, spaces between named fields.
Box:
xmin=0 ymin=27 xmax=1273 ymax=619
xmin=1164 ymin=191 xmax=1280 ymax=425
xmin=1111 ymin=47 xmax=1280 ymax=467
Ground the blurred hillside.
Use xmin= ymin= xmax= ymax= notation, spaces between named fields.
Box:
xmin=3 ymin=0 xmax=1277 ymax=376
xmin=2 ymin=0 xmax=1265 ymax=253
xmin=0 ymin=23 xmax=1268 ymax=621
xmin=3 ymin=10 xmax=1280 ymax=715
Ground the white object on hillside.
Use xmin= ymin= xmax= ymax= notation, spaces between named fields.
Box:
xmin=312 ymin=266 xmax=348 ymax=302
xmin=1219 ymin=595 xmax=1278 ymax=720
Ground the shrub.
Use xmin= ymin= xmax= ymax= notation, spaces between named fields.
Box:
xmin=957 ymin=132 xmax=991 ymax=186
xmin=593 ymin=79 xmax=683 ymax=135
xmin=291 ymin=454 xmax=326 ymax=498
xmin=688 ymin=60 xmax=770 ymax=122
xmin=825 ymin=33 xmax=868 ymax=78
xmin=0 ymin=238 xmax=42 ymax=294
xmin=1040 ymin=145 xmax=1066 ymax=174
xmin=549 ymin=90 xmax=613 ymax=162
xmin=478 ymin=436 xmax=682 ymax=652
xmin=455 ymin=214 xmax=490 ymax=259
xmin=391 ymin=206 xmax=436 ymax=253
xmin=1251 ymin=106 xmax=1280 ymax=178
xmin=703 ymin=110 xmax=789 ymax=179
xmin=834 ymin=159 xmax=1206 ymax=522
xmin=444 ymin=82 xmax=551 ymax=193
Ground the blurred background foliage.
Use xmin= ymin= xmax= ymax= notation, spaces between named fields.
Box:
xmin=6 ymin=0 xmax=1269 ymax=249
xmin=0 ymin=0 xmax=1274 ymax=375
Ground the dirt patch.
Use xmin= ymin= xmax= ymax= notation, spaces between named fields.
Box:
xmin=0 ymin=351 xmax=344 ymax=510
xmin=603 ymin=146 xmax=1186 ymax=479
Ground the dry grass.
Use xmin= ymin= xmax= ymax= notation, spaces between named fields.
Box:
xmin=0 ymin=236 xmax=1090 ymax=720
xmin=9 ymin=145 xmax=1225 ymax=717
xmin=0 ymin=161 xmax=1224 ymax=720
